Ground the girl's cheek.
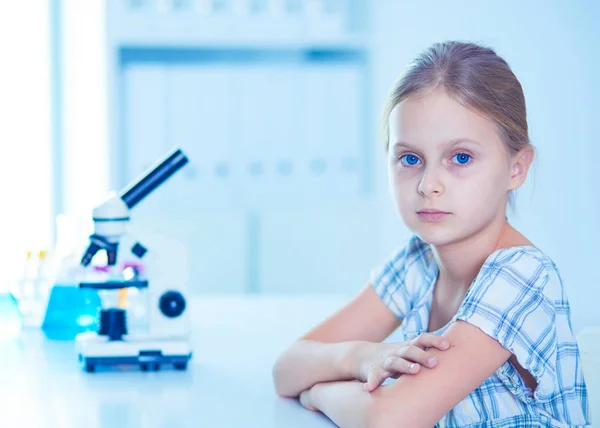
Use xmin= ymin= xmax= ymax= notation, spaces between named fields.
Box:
xmin=448 ymin=163 xmax=477 ymax=178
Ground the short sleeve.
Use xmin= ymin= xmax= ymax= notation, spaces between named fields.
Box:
xmin=455 ymin=249 xmax=559 ymax=404
xmin=370 ymin=235 xmax=434 ymax=321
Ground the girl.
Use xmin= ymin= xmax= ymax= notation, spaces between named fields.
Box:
xmin=272 ymin=41 xmax=591 ymax=427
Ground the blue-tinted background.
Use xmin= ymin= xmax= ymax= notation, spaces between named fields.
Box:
xmin=1 ymin=0 xmax=599 ymax=332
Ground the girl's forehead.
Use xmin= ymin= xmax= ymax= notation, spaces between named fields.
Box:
xmin=389 ymin=92 xmax=502 ymax=151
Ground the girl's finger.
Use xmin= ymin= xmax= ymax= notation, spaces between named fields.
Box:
xmin=412 ymin=333 xmax=450 ymax=351
xmin=384 ymin=357 xmax=421 ymax=375
xmin=397 ymin=345 xmax=438 ymax=368
xmin=363 ymin=368 xmax=390 ymax=392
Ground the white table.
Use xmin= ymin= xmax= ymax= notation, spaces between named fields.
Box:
xmin=0 ymin=295 xmax=351 ymax=428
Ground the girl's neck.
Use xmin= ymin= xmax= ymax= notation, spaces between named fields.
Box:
xmin=430 ymin=214 xmax=529 ymax=294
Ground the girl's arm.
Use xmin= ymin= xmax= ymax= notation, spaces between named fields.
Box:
xmin=272 ymin=340 xmax=363 ymax=397
xmin=303 ymin=380 xmax=374 ymax=428
xmin=272 ymin=284 xmax=402 ymax=398
xmin=307 ymin=320 xmax=512 ymax=428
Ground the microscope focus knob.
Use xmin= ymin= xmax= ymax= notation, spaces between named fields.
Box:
xmin=159 ymin=291 xmax=186 ymax=318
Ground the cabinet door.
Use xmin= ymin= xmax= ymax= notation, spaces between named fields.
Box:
xmin=167 ymin=65 xmax=246 ymax=293
xmin=256 ymin=63 xmax=372 ymax=294
xmin=122 ymin=59 xmax=369 ymax=295
xmin=124 ymin=64 xmax=247 ymax=294
xmin=166 ymin=64 xmax=241 ymax=212
xmin=295 ymin=63 xmax=364 ymax=201
xmin=123 ymin=64 xmax=170 ymax=216
xmin=233 ymin=63 xmax=303 ymax=209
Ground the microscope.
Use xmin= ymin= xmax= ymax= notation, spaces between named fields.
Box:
xmin=75 ymin=148 xmax=192 ymax=372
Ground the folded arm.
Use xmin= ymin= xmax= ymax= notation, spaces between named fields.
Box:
xmin=308 ymin=320 xmax=512 ymax=428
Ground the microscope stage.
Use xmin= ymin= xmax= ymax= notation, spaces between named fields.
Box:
xmin=75 ymin=331 xmax=192 ymax=372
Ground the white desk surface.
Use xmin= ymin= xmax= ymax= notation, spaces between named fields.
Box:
xmin=0 ymin=295 xmax=351 ymax=428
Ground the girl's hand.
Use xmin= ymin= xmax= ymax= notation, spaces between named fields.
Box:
xmin=351 ymin=333 xmax=450 ymax=392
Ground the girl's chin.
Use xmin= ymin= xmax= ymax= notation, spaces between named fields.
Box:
xmin=408 ymin=224 xmax=462 ymax=247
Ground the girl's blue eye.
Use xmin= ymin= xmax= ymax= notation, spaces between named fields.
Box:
xmin=452 ymin=153 xmax=471 ymax=165
xmin=400 ymin=154 xmax=421 ymax=166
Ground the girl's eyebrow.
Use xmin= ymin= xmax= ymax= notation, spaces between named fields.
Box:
xmin=391 ymin=138 xmax=482 ymax=151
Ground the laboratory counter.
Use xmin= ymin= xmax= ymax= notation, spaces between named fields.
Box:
xmin=0 ymin=295 xmax=351 ymax=428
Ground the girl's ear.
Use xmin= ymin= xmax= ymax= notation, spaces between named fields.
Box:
xmin=508 ymin=146 xmax=534 ymax=191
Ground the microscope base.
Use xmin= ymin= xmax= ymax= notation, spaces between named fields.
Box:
xmin=75 ymin=331 xmax=192 ymax=373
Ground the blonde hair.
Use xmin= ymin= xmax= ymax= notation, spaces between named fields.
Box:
xmin=381 ymin=40 xmax=535 ymax=207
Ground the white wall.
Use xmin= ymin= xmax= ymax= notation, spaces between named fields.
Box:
xmin=0 ymin=2 xmax=53 ymax=289
xmin=368 ymin=0 xmax=600 ymax=333
xmin=60 ymin=0 xmax=109 ymax=218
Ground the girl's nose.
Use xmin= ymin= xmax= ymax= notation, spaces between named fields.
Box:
xmin=418 ymin=168 xmax=445 ymax=197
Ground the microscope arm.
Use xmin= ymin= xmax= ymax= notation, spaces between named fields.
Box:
xmin=123 ymin=222 xmax=190 ymax=296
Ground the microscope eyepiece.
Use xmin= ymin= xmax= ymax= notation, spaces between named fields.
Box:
xmin=120 ymin=148 xmax=189 ymax=209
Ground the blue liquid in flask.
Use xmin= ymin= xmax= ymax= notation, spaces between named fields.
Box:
xmin=42 ymin=285 xmax=101 ymax=340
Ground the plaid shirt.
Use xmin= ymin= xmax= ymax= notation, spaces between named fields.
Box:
xmin=371 ymin=235 xmax=591 ymax=427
